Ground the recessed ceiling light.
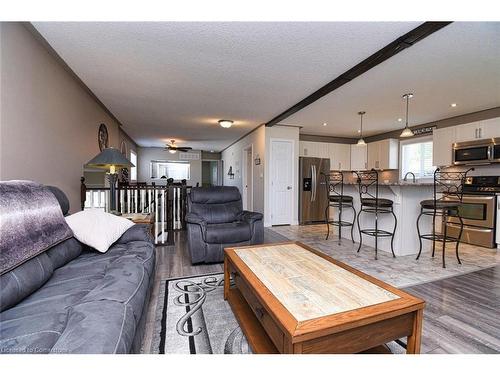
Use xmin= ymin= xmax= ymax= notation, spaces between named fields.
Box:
xmin=323 ymin=122 xmax=327 ymax=126
xmin=397 ymin=118 xmax=403 ymax=122
xmin=450 ymin=103 xmax=457 ymax=107
xmin=218 ymin=119 xmax=233 ymax=128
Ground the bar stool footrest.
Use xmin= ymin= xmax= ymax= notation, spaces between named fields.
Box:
xmin=360 ymin=229 xmax=393 ymax=237
xmin=328 ymin=220 xmax=355 ymax=227
xmin=420 ymin=233 xmax=460 ymax=243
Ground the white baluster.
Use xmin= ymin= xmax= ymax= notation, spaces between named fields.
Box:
xmin=126 ymin=188 xmax=130 ymax=213
xmin=161 ymin=188 xmax=165 ymax=244
xmin=134 ymin=188 xmax=138 ymax=213
xmin=148 ymin=188 xmax=152 ymax=214
xmin=154 ymin=188 xmax=159 ymax=245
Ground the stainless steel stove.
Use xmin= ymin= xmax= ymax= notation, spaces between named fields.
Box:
xmin=444 ymin=176 xmax=499 ymax=248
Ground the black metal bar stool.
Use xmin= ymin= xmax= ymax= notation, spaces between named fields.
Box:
xmin=415 ymin=168 xmax=474 ymax=268
xmin=321 ymin=171 xmax=356 ymax=244
xmin=354 ymin=169 xmax=397 ymax=260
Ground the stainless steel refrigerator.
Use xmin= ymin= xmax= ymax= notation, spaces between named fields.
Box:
xmin=299 ymin=157 xmax=330 ymax=224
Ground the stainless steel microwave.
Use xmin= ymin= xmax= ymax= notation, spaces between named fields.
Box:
xmin=453 ymin=138 xmax=500 ymax=165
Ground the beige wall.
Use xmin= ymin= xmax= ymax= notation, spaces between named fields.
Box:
xmin=137 ymin=147 xmax=202 ymax=186
xmin=221 ymin=125 xmax=266 ymax=215
xmin=0 ymin=23 xmax=122 ymax=212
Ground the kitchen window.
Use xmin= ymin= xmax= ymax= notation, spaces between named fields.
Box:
xmin=150 ymin=160 xmax=190 ymax=180
xmin=400 ymin=136 xmax=436 ymax=180
xmin=130 ymin=150 xmax=137 ymax=181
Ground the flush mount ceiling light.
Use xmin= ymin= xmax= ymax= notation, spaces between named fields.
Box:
xmin=356 ymin=111 xmax=366 ymax=146
xmin=450 ymin=103 xmax=457 ymax=107
xmin=323 ymin=122 xmax=327 ymax=127
xmin=218 ymin=120 xmax=233 ymax=128
xmin=400 ymin=93 xmax=414 ymax=138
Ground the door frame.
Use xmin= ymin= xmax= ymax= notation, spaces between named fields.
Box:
xmin=241 ymin=144 xmax=254 ymax=211
xmin=269 ymin=137 xmax=295 ymax=226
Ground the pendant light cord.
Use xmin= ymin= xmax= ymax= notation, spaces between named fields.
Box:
xmin=405 ymin=95 xmax=409 ymax=128
xmin=360 ymin=113 xmax=363 ymax=137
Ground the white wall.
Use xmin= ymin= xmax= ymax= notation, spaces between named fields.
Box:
xmin=265 ymin=126 xmax=300 ymax=226
xmin=137 ymin=147 xmax=202 ymax=186
xmin=221 ymin=125 xmax=266 ymax=215
xmin=0 ymin=23 xmax=121 ymax=212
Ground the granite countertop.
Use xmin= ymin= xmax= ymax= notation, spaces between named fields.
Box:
xmin=343 ymin=181 xmax=434 ymax=186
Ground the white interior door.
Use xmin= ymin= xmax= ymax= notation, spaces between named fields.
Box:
xmin=270 ymin=139 xmax=294 ymax=225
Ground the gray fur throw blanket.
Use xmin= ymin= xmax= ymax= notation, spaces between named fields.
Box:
xmin=0 ymin=180 xmax=73 ymax=275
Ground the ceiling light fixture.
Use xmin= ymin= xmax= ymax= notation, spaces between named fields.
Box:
xmin=356 ymin=111 xmax=366 ymax=146
xmin=400 ymin=93 xmax=414 ymax=138
xmin=450 ymin=103 xmax=457 ymax=107
xmin=168 ymin=149 xmax=177 ymax=154
xmin=218 ymin=119 xmax=233 ymax=128
xmin=323 ymin=122 xmax=327 ymax=127
xmin=397 ymin=118 xmax=403 ymax=122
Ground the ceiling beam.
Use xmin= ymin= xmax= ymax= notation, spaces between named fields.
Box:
xmin=265 ymin=21 xmax=452 ymax=127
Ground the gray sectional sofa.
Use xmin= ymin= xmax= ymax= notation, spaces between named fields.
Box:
xmin=0 ymin=187 xmax=155 ymax=354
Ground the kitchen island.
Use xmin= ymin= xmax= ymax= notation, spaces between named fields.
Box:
xmin=330 ymin=182 xmax=435 ymax=256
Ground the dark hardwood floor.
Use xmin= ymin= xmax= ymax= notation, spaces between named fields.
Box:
xmin=141 ymin=228 xmax=500 ymax=354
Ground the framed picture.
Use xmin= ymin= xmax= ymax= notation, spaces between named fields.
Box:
xmin=98 ymin=123 xmax=109 ymax=151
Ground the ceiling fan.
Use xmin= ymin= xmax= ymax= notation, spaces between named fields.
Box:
xmin=165 ymin=139 xmax=192 ymax=153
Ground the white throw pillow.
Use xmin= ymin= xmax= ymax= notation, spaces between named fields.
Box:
xmin=65 ymin=209 xmax=134 ymax=253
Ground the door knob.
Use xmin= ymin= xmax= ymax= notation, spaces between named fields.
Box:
xmin=287 ymin=186 xmax=292 ymax=190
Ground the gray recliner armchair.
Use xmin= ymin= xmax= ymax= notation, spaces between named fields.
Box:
xmin=186 ymin=186 xmax=264 ymax=264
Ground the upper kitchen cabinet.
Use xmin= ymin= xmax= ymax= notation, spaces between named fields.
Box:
xmin=480 ymin=117 xmax=500 ymax=138
xmin=454 ymin=117 xmax=500 ymax=142
xmin=300 ymin=141 xmax=329 ymax=158
xmin=455 ymin=121 xmax=484 ymax=142
xmin=367 ymin=139 xmax=399 ymax=170
xmin=433 ymin=126 xmax=456 ymax=167
xmin=350 ymin=144 xmax=367 ymax=170
xmin=299 ymin=141 xmax=351 ymax=170
xmin=432 ymin=126 xmax=457 ymax=167
xmin=329 ymin=143 xmax=351 ymax=171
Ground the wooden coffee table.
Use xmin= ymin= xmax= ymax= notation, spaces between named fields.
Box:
xmin=224 ymin=242 xmax=425 ymax=354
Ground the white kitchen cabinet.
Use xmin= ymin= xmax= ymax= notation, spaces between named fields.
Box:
xmin=351 ymin=144 xmax=368 ymax=170
xmin=329 ymin=143 xmax=351 ymax=171
xmin=455 ymin=121 xmax=483 ymax=142
xmin=317 ymin=142 xmax=330 ymax=159
xmin=300 ymin=141 xmax=317 ymax=157
xmin=432 ymin=126 xmax=456 ymax=167
xmin=299 ymin=141 xmax=308 ymax=157
xmin=480 ymin=117 xmax=500 ymax=139
xmin=454 ymin=118 xmax=500 ymax=142
xmin=367 ymin=139 xmax=398 ymax=170
xmin=367 ymin=142 xmax=378 ymax=170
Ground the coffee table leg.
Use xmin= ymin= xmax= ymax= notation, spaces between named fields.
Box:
xmin=224 ymin=256 xmax=230 ymax=300
xmin=406 ymin=309 xmax=423 ymax=354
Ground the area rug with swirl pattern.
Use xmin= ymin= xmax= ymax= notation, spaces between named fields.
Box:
xmin=151 ymin=272 xmax=405 ymax=354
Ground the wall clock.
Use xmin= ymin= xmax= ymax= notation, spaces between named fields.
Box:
xmin=98 ymin=123 xmax=109 ymax=151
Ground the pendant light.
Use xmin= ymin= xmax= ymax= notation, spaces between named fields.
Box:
xmin=400 ymin=93 xmax=414 ymax=138
xmin=356 ymin=111 xmax=366 ymax=146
